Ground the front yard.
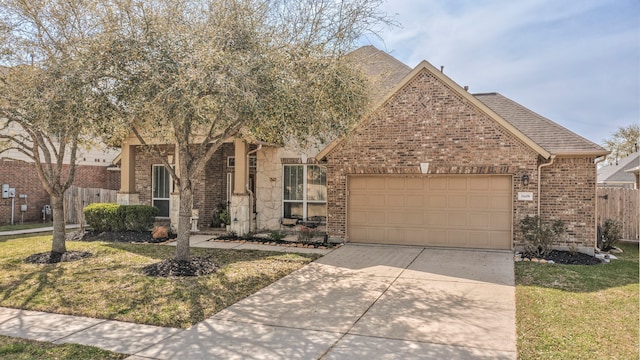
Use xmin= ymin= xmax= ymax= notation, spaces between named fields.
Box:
xmin=0 ymin=235 xmax=319 ymax=329
xmin=516 ymin=242 xmax=639 ymax=359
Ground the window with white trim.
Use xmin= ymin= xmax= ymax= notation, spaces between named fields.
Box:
xmin=283 ymin=165 xmax=326 ymax=221
xmin=152 ymin=165 xmax=172 ymax=217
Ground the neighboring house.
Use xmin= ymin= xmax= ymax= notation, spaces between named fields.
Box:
xmin=0 ymin=132 xmax=120 ymax=224
xmin=597 ymin=151 xmax=640 ymax=189
xmin=117 ymin=46 xmax=608 ymax=254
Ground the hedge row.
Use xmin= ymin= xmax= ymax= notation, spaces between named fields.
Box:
xmin=84 ymin=203 xmax=158 ymax=232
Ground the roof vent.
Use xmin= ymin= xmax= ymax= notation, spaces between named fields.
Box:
xmin=440 ymin=65 xmax=444 ymax=73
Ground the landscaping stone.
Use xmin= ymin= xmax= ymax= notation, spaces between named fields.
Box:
xmin=152 ymin=226 xmax=169 ymax=239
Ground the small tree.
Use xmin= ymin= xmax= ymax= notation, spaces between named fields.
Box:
xmin=0 ymin=0 xmax=114 ymax=255
xmin=600 ymin=218 xmax=622 ymax=251
xmin=520 ymin=216 xmax=566 ymax=258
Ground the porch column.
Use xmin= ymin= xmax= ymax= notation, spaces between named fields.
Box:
xmin=230 ymin=138 xmax=250 ymax=235
xmin=116 ymin=141 xmax=139 ymax=205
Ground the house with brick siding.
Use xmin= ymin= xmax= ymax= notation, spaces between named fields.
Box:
xmin=0 ymin=137 xmax=120 ymax=224
xmin=117 ymin=45 xmax=608 ymax=254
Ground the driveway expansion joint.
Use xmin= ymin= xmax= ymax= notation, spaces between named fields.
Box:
xmin=319 ymin=248 xmax=427 ymax=359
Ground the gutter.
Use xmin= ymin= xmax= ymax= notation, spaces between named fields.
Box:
xmin=537 ymin=155 xmax=556 ymax=218
xmin=246 ymin=144 xmax=262 ymax=232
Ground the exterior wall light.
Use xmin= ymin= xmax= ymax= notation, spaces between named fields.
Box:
xmin=522 ymin=174 xmax=530 ymax=187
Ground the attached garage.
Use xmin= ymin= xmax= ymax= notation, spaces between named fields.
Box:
xmin=319 ymin=46 xmax=607 ymax=253
xmin=347 ymin=175 xmax=512 ymax=249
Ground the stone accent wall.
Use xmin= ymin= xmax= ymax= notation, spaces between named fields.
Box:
xmin=325 ymin=69 xmax=544 ymax=247
xmin=0 ymin=158 xmax=119 ymax=224
xmin=256 ymin=147 xmax=284 ymax=230
xmin=539 ymin=156 xmax=597 ymax=250
xmin=255 ymin=145 xmax=326 ymax=231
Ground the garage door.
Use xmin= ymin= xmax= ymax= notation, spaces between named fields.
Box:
xmin=348 ymin=175 xmax=512 ymax=249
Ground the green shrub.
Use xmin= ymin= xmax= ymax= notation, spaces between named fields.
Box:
xmin=84 ymin=203 xmax=158 ymax=232
xmin=219 ymin=209 xmax=230 ymax=226
xmin=297 ymin=226 xmax=318 ymax=244
xmin=520 ymin=215 xmax=565 ymax=258
xmin=84 ymin=203 xmax=121 ymax=232
xmin=601 ymin=218 xmax=622 ymax=251
xmin=268 ymin=230 xmax=287 ymax=242
xmin=121 ymin=205 xmax=158 ymax=232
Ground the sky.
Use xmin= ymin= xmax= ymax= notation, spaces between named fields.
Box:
xmin=360 ymin=0 xmax=639 ymax=146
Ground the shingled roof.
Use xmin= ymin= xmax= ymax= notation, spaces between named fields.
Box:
xmin=474 ymin=93 xmax=607 ymax=156
xmin=319 ymin=46 xmax=608 ymax=160
xmin=597 ymin=151 xmax=640 ymax=184
xmin=345 ymin=46 xmax=412 ymax=106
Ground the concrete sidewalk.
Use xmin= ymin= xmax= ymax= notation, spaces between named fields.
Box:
xmin=0 ymin=243 xmax=516 ymax=359
xmin=0 ymin=224 xmax=80 ymax=237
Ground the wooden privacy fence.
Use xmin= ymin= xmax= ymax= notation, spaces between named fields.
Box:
xmin=597 ymin=188 xmax=639 ymax=240
xmin=64 ymin=186 xmax=118 ymax=225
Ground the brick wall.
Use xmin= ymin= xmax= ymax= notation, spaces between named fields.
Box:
xmin=325 ymin=69 xmax=595 ymax=249
xmin=539 ymin=156 xmax=597 ymax=248
xmin=0 ymin=158 xmax=120 ymax=224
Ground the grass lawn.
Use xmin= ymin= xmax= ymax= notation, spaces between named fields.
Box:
xmin=0 ymin=235 xmax=320 ymax=329
xmin=0 ymin=335 xmax=126 ymax=360
xmin=516 ymin=242 xmax=639 ymax=359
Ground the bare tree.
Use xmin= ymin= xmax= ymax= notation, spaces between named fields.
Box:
xmin=603 ymin=123 xmax=640 ymax=165
xmin=98 ymin=0 xmax=394 ymax=261
xmin=0 ymin=0 xmax=112 ymax=254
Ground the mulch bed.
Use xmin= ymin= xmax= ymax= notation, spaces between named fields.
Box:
xmin=524 ymin=250 xmax=602 ymax=265
xmin=24 ymin=251 xmax=93 ymax=264
xmin=142 ymin=256 xmax=218 ymax=277
xmin=67 ymin=230 xmax=172 ymax=244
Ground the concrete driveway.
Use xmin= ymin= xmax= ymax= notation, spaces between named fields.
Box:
xmin=133 ymin=245 xmax=516 ymax=360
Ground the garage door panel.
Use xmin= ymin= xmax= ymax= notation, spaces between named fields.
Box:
xmin=348 ymin=175 xmax=512 ymax=249
xmin=448 ymin=213 xmax=467 ymax=226
xmin=387 ymin=195 xmax=405 ymax=207
xmin=429 ymin=195 xmax=447 ymax=208
xmin=367 ymin=194 xmax=386 ymax=207
xmin=468 ymin=213 xmax=491 ymax=228
xmin=491 ymin=213 xmax=511 ymax=230
xmin=350 ymin=210 xmax=368 ymax=225
xmin=367 ymin=177 xmax=386 ymax=190
xmin=405 ymin=212 xmax=424 ymax=225
xmin=429 ymin=178 xmax=447 ymax=190
xmin=469 ymin=177 xmax=490 ymax=190
xmin=448 ymin=195 xmax=467 ymax=208
xmin=367 ymin=211 xmax=386 ymax=224
xmin=427 ymin=213 xmax=447 ymax=226
xmin=387 ymin=177 xmax=405 ymax=190
xmin=448 ymin=178 xmax=468 ymax=190
xmin=387 ymin=212 xmax=406 ymax=226
xmin=469 ymin=195 xmax=491 ymax=209
xmin=406 ymin=195 xmax=425 ymax=208
xmin=406 ymin=178 xmax=424 ymax=190
xmin=492 ymin=176 xmax=512 ymax=189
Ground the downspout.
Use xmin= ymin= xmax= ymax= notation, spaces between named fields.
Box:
xmin=537 ymin=155 xmax=556 ymax=218
xmin=594 ymin=156 xmax=607 ymax=247
xmin=246 ymin=144 xmax=262 ymax=232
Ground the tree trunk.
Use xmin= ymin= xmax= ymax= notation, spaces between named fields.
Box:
xmin=50 ymin=193 xmax=67 ymax=254
xmin=175 ymin=183 xmax=193 ymax=262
